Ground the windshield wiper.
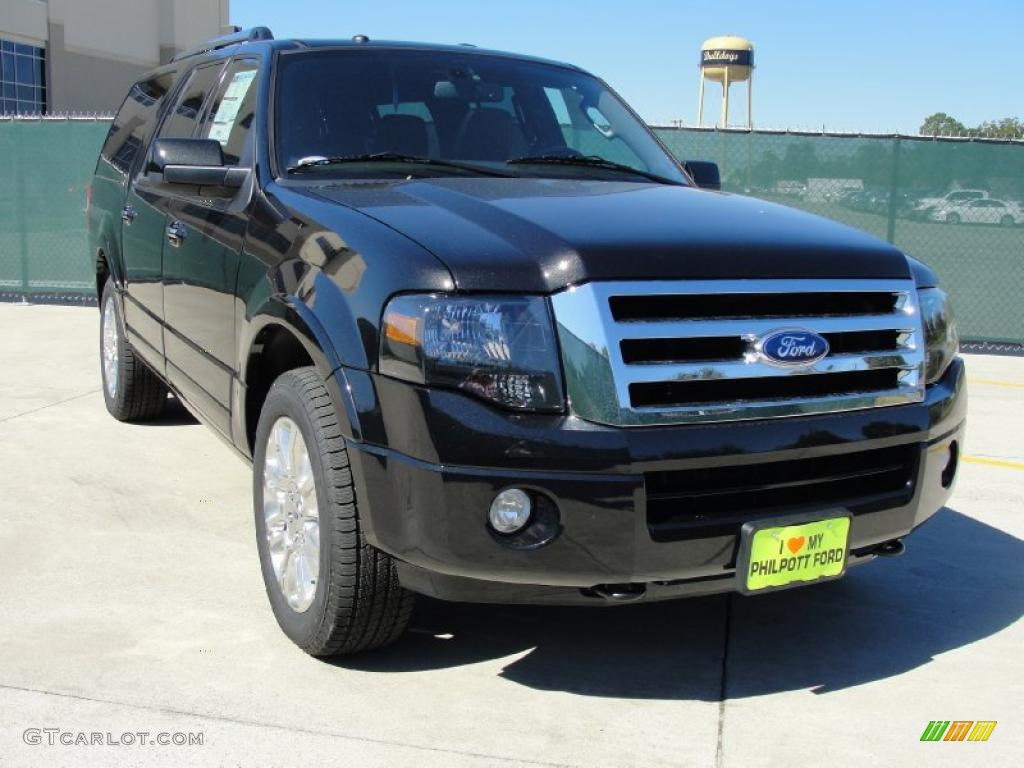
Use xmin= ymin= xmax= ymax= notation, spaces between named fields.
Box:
xmin=287 ymin=152 xmax=515 ymax=177
xmin=506 ymin=154 xmax=682 ymax=185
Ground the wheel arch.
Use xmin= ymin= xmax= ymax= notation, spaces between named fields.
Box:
xmin=92 ymin=207 xmax=123 ymax=300
xmin=237 ymin=297 xmax=361 ymax=457
xmin=95 ymin=248 xmax=118 ymax=301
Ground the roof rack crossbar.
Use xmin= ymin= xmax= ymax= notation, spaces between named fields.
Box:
xmin=171 ymin=26 xmax=274 ymax=62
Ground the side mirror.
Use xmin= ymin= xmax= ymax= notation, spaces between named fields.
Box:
xmin=151 ymin=138 xmax=247 ymax=189
xmin=683 ymin=160 xmax=721 ymax=191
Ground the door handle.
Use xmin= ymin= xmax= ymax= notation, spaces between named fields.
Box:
xmin=121 ymin=205 xmax=137 ymax=225
xmin=166 ymin=220 xmax=187 ymax=248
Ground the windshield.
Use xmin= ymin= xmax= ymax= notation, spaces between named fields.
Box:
xmin=274 ymin=49 xmax=688 ymax=184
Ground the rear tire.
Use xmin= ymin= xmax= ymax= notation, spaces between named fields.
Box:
xmin=99 ymin=278 xmax=167 ymax=421
xmin=253 ymin=367 xmax=414 ymax=656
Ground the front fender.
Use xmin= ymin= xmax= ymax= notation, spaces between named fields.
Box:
xmin=240 ymin=296 xmax=340 ymax=377
xmin=235 ymin=292 xmax=362 ymax=451
xmin=235 ymin=185 xmax=456 ymax=452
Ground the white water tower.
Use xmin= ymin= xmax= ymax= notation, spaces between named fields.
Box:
xmin=697 ymin=35 xmax=754 ymax=129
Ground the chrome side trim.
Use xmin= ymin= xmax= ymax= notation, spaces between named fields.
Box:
xmin=550 ymin=279 xmax=925 ymax=427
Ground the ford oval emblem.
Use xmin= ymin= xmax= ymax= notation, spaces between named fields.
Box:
xmin=756 ymin=329 xmax=830 ymax=367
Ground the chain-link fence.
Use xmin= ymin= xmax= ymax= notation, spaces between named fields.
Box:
xmin=2 ymin=119 xmax=1022 ymax=344
xmin=655 ymin=127 xmax=1024 ymax=346
xmin=0 ymin=116 xmax=111 ymax=297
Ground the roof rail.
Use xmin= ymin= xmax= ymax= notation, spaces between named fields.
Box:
xmin=171 ymin=26 xmax=274 ymax=62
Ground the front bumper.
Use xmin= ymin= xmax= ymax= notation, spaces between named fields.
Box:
xmin=339 ymin=357 xmax=966 ymax=605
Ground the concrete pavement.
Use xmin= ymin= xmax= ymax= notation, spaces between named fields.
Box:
xmin=0 ymin=303 xmax=1020 ymax=767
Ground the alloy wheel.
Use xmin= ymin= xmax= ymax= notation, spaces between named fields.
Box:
xmin=101 ymin=297 xmax=119 ymax=400
xmin=262 ymin=416 xmax=320 ymax=612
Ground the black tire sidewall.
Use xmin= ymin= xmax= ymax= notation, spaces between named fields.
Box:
xmin=253 ymin=377 xmax=335 ymax=647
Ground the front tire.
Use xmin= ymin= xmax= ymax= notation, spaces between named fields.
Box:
xmin=946 ymin=212 xmax=960 ymax=224
xmin=254 ymin=368 xmax=414 ymax=656
xmin=99 ymin=278 xmax=167 ymax=421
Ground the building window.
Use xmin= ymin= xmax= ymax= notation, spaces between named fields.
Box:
xmin=1 ymin=39 xmax=46 ymax=115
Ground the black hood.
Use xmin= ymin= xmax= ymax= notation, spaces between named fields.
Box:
xmin=301 ymin=178 xmax=911 ymax=293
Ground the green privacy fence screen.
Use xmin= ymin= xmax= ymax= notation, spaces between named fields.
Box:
xmin=2 ymin=119 xmax=1022 ymax=344
xmin=656 ymin=127 xmax=1024 ymax=345
xmin=0 ymin=119 xmax=110 ymax=295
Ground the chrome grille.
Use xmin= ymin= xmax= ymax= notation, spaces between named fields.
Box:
xmin=550 ymin=279 xmax=925 ymax=426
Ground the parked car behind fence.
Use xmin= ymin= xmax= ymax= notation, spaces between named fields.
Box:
xmin=931 ymin=198 xmax=1021 ymax=226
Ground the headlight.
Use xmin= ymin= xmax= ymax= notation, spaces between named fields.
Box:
xmin=918 ymin=287 xmax=959 ymax=385
xmin=380 ymin=294 xmax=564 ymax=411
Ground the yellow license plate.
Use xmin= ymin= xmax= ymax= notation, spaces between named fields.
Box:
xmin=738 ymin=514 xmax=851 ymax=593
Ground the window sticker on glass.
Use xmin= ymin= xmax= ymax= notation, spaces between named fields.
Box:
xmin=207 ymin=70 xmax=257 ymax=145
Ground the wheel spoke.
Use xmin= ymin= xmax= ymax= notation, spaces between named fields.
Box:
xmin=101 ymin=298 xmax=119 ymax=399
xmin=296 ymin=450 xmax=315 ymax=497
xmin=264 ymin=502 xmax=287 ymax=533
xmin=290 ymin=431 xmax=307 ymax=482
xmin=294 ymin=552 xmax=312 ymax=594
xmin=263 ymin=456 xmax=285 ymax=493
xmin=299 ymin=490 xmax=318 ymax=521
xmin=281 ymin=550 xmax=299 ymax=601
xmin=302 ymin=523 xmax=320 ymax=559
xmin=266 ymin=527 xmax=288 ymax=558
xmin=273 ymin=421 xmax=294 ymax=474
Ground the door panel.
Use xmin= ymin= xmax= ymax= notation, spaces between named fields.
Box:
xmin=119 ymin=60 xmax=230 ymax=423
xmin=111 ymin=74 xmax=177 ymax=365
xmin=162 ymin=60 xmax=260 ymax=439
xmin=162 ymin=198 xmax=246 ymax=434
xmin=122 ymin=180 xmax=170 ymax=368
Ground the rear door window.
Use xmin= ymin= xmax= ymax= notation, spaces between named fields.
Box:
xmin=101 ymin=73 xmax=176 ymax=174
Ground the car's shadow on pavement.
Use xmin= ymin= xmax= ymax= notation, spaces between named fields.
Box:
xmin=335 ymin=508 xmax=1023 ymax=700
xmin=143 ymin=395 xmax=200 ymax=426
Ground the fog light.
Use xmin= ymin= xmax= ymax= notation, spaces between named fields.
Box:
xmin=489 ymin=488 xmax=532 ymax=534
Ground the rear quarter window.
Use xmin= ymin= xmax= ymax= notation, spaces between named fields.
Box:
xmin=101 ymin=73 xmax=176 ymax=174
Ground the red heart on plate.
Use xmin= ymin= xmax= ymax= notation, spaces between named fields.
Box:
xmin=787 ymin=536 xmax=806 ymax=554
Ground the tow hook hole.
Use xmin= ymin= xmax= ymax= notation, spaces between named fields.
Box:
xmin=585 ymin=583 xmax=647 ymax=602
xmin=874 ymin=539 xmax=905 ymax=557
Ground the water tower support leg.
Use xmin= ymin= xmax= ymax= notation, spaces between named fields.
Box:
xmin=721 ymin=69 xmax=730 ymax=128
xmin=697 ymin=77 xmax=705 ymax=126
xmin=747 ymin=74 xmax=753 ymax=130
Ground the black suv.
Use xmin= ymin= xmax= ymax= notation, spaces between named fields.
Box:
xmin=88 ymin=27 xmax=965 ymax=655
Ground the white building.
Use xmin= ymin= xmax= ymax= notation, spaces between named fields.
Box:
xmin=2 ymin=0 xmax=231 ymax=114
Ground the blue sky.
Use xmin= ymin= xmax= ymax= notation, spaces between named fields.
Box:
xmin=231 ymin=0 xmax=1021 ymax=134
